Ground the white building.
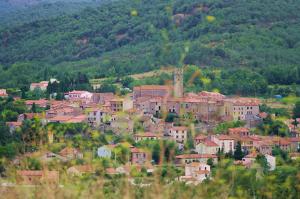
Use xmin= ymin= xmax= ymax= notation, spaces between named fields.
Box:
xmin=64 ymin=90 xmax=93 ymax=101
xmin=211 ymin=135 xmax=235 ymax=153
xmin=265 ymin=154 xmax=276 ymax=171
xmin=180 ymin=162 xmax=211 ymax=185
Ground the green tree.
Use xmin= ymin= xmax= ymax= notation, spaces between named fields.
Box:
xmin=293 ymin=101 xmax=300 ymax=118
xmin=31 ymin=102 xmax=37 ymax=113
xmin=234 ymin=141 xmax=244 ymax=160
xmin=255 ymin=154 xmax=270 ymax=173
xmin=27 ymin=157 xmax=42 ymax=170
xmin=207 ymin=158 xmax=214 ymax=167
xmin=152 ymin=142 xmax=161 ymax=164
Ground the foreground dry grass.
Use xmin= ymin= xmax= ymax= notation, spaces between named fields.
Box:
xmin=0 ymin=170 xmax=232 ymax=199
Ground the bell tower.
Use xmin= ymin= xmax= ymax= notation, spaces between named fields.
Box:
xmin=174 ymin=67 xmax=183 ymax=98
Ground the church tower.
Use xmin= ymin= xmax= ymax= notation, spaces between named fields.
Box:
xmin=174 ymin=67 xmax=184 ymax=98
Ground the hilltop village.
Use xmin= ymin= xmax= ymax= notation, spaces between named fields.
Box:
xmin=0 ymin=68 xmax=299 ymax=186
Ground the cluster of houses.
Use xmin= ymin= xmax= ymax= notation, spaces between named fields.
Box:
xmin=29 ymin=79 xmax=59 ymax=91
xmin=3 ymin=69 xmax=300 ymax=185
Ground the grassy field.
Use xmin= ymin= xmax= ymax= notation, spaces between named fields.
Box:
xmin=281 ymin=95 xmax=300 ymax=104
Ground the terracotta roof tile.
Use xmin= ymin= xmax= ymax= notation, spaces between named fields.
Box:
xmin=176 ymin=154 xmax=217 ymax=159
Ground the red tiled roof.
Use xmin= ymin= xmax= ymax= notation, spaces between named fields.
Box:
xmin=228 ymin=127 xmax=249 ymax=134
xmin=17 ymin=170 xmax=43 ymax=176
xmin=66 ymin=115 xmax=86 ymax=123
xmin=176 ymin=154 xmax=217 ymax=159
xmin=289 ymin=137 xmax=300 ymax=142
xmin=194 ymin=135 xmax=207 ymax=140
xmin=130 ymin=148 xmax=146 ymax=153
xmin=203 ymin=140 xmax=218 ymax=147
xmin=25 ymin=99 xmax=48 ymax=106
xmin=216 ymin=135 xmax=234 ymax=140
xmin=183 ymin=97 xmax=202 ymax=103
xmin=6 ymin=121 xmax=22 ymax=127
xmin=259 ymin=112 xmax=268 ymax=119
xmin=106 ymin=168 xmax=117 ymax=175
xmin=198 ymin=91 xmax=225 ymax=99
xmin=226 ymin=97 xmax=260 ymax=106
xmin=231 ymin=135 xmax=259 ymax=142
xmin=49 ymin=115 xmax=73 ymax=122
xmin=278 ymin=139 xmax=291 ymax=145
xmin=31 ymin=82 xmax=49 ymax=87
xmin=170 ymin=126 xmax=188 ymax=131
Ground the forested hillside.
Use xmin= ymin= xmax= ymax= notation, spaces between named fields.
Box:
xmin=0 ymin=0 xmax=105 ymax=27
xmin=1 ymin=0 xmax=300 ymax=88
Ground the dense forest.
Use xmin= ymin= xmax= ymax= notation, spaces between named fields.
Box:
xmin=1 ymin=0 xmax=300 ymax=89
xmin=0 ymin=0 xmax=106 ymax=27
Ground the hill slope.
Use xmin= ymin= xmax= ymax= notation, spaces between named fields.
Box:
xmin=0 ymin=0 xmax=105 ymax=27
xmin=1 ymin=0 xmax=300 ymax=88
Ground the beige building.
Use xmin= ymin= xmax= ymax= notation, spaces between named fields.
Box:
xmin=110 ymin=96 xmax=133 ymax=112
xmin=195 ymin=140 xmax=219 ymax=155
xmin=168 ymin=126 xmax=188 ymax=143
xmin=224 ymin=98 xmax=260 ymax=121
xmin=228 ymin=127 xmax=251 ymax=137
xmin=30 ymin=81 xmax=49 ymax=91
xmin=133 ymin=85 xmax=172 ymax=100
